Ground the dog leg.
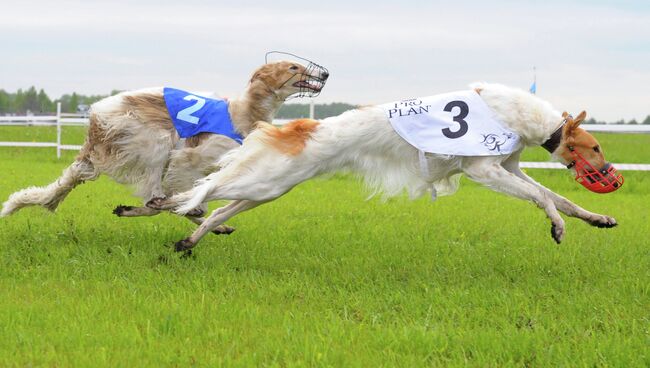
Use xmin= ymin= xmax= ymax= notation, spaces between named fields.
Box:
xmin=501 ymin=153 xmax=617 ymax=228
xmin=464 ymin=159 xmax=565 ymax=243
xmin=113 ymin=205 xmax=161 ymax=217
xmin=183 ymin=204 xmax=236 ymax=235
xmin=174 ymin=200 xmax=261 ymax=251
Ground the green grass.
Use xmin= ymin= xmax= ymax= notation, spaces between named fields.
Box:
xmin=0 ymin=127 xmax=648 ymax=367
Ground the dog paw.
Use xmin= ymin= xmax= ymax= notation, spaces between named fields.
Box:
xmin=588 ymin=215 xmax=618 ymax=228
xmin=550 ymin=221 xmax=565 ymax=244
xmin=112 ymin=205 xmax=133 ymax=216
xmin=185 ymin=208 xmax=205 ymax=217
xmin=146 ymin=197 xmax=168 ymax=210
xmin=212 ymin=224 xmax=236 ymax=235
xmin=174 ymin=238 xmax=195 ymax=252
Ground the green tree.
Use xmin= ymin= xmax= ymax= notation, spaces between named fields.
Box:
xmin=69 ymin=93 xmax=79 ymax=113
xmin=628 ymin=119 xmax=638 ymax=125
xmin=13 ymin=89 xmax=25 ymax=114
xmin=642 ymin=115 xmax=650 ymax=125
xmin=37 ymin=89 xmax=53 ymax=113
xmin=0 ymin=90 xmax=10 ymax=114
xmin=22 ymin=86 xmax=40 ymax=113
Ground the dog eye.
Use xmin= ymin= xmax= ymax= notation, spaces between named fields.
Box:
xmin=593 ymin=146 xmax=600 ymax=153
xmin=289 ymin=65 xmax=299 ymax=71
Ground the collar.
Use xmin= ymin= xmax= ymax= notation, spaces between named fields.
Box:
xmin=541 ymin=119 xmax=567 ymax=153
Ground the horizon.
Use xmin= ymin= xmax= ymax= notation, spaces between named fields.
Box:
xmin=1 ymin=85 xmax=649 ymax=123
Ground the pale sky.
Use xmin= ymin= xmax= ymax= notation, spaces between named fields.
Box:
xmin=1 ymin=0 xmax=648 ymax=121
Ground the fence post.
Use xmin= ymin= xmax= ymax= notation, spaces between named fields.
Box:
xmin=56 ymin=102 xmax=61 ymax=159
xmin=309 ymin=99 xmax=315 ymax=119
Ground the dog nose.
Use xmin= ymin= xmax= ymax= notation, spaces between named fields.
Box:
xmin=321 ymin=71 xmax=329 ymax=80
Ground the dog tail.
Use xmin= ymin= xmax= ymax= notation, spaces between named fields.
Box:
xmin=1 ymin=154 xmax=98 ymax=217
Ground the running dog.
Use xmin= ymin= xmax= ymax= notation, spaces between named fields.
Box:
xmin=149 ymin=82 xmax=623 ymax=251
xmin=1 ymin=59 xmax=329 ymax=235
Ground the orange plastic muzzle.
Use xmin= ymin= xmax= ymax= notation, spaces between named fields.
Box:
xmin=569 ymin=150 xmax=624 ymax=193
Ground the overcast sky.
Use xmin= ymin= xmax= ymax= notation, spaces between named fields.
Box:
xmin=1 ymin=0 xmax=648 ymax=121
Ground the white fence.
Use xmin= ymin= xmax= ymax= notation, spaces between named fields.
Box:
xmin=0 ymin=103 xmax=86 ymax=158
xmin=1 ymin=107 xmax=650 ymax=170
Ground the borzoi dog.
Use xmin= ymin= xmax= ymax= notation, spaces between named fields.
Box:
xmin=1 ymin=59 xmax=329 ymax=235
xmin=148 ymin=82 xmax=622 ymax=252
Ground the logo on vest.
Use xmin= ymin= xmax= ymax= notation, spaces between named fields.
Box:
xmin=387 ymin=99 xmax=432 ymax=119
xmin=481 ymin=133 xmax=516 ymax=153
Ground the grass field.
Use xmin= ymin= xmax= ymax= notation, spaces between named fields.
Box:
xmin=0 ymin=127 xmax=648 ymax=366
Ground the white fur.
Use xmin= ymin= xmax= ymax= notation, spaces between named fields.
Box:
xmin=150 ymin=83 xmax=617 ymax=250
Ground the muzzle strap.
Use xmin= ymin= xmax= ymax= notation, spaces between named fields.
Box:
xmin=541 ymin=121 xmax=566 ymax=153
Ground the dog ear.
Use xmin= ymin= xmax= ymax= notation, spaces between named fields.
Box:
xmin=562 ymin=112 xmax=586 ymax=142
xmin=250 ymin=64 xmax=274 ymax=84
xmin=574 ymin=110 xmax=587 ymax=124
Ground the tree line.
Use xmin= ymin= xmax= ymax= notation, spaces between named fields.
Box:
xmin=0 ymin=87 xmax=120 ymax=115
xmin=1 ymin=87 xmax=649 ymax=123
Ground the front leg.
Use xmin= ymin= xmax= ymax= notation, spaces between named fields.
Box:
xmin=501 ymin=152 xmax=617 ymax=228
xmin=464 ymin=159 xmax=565 ymax=243
xmin=184 ymin=214 xmax=236 ymax=235
xmin=113 ymin=205 xmax=161 ymax=217
xmin=174 ymin=200 xmax=262 ymax=251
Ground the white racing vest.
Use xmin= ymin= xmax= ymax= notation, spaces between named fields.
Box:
xmin=381 ymin=90 xmax=520 ymax=156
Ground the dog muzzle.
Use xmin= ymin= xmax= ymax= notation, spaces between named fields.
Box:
xmin=567 ymin=150 xmax=624 ymax=193
xmin=265 ymin=51 xmax=329 ymax=99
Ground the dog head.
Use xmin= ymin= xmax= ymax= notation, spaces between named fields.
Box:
xmin=249 ymin=60 xmax=329 ymax=100
xmin=555 ymin=111 xmax=623 ymax=193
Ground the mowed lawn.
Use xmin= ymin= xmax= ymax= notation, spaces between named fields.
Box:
xmin=0 ymin=126 xmax=648 ymax=367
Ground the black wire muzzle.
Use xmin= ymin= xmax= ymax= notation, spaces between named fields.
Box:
xmin=265 ymin=51 xmax=329 ymax=99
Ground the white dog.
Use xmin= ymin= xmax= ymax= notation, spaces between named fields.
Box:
xmin=147 ymin=83 xmax=620 ymax=251
xmin=2 ymin=59 xmax=329 ymax=235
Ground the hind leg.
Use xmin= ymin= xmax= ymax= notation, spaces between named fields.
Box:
xmin=1 ymin=158 xmax=99 ymax=217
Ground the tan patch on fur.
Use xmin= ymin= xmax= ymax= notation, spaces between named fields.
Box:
xmin=260 ymin=119 xmax=320 ymax=155
xmin=122 ymin=93 xmax=174 ymax=132
xmin=249 ymin=61 xmax=305 ymax=89
xmin=558 ymin=111 xmax=607 ymax=169
xmin=230 ymin=61 xmax=315 ymax=134
xmin=185 ymin=132 xmax=214 ymax=148
xmin=474 ymin=87 xmax=483 ymax=95
xmin=77 ymin=113 xmax=121 ymax=162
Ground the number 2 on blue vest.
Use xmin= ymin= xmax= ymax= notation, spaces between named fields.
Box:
xmin=176 ymin=95 xmax=206 ymax=125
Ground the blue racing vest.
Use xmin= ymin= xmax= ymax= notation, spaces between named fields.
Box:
xmin=163 ymin=87 xmax=243 ymax=144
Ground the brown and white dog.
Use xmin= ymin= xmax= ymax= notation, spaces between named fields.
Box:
xmin=1 ymin=60 xmax=329 ymax=234
xmin=148 ymin=83 xmax=621 ymax=251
